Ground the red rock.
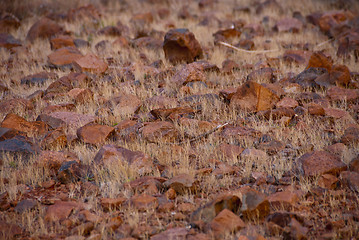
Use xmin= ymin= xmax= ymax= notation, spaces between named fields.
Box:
xmin=163 ymin=174 xmax=195 ymax=194
xmin=79 ymin=210 xmax=103 ymax=223
xmin=100 ymin=197 xmax=126 ymax=211
xmin=349 ymin=155 xmax=359 ymax=173
xmin=308 ymin=102 xmax=325 ymax=116
xmin=130 ymin=194 xmax=158 ymax=211
xmin=298 ymin=151 xmax=347 ymax=177
xmin=324 ymin=107 xmax=352 ymax=120
xmin=230 ymin=81 xmax=280 ymax=112
xmin=50 ymin=35 xmax=75 ymax=50
xmin=170 ymin=63 xmax=206 ymax=87
xmin=213 ymin=28 xmax=241 ymax=42
xmin=48 ymin=47 xmax=83 ymax=67
xmin=73 ymin=53 xmax=108 ymax=74
xmin=0 ymin=33 xmax=21 ymax=49
xmin=238 ymin=186 xmax=270 ymax=219
xmin=288 ymin=218 xmax=309 ymax=239
xmin=247 ymin=68 xmax=276 ymax=83
xmin=0 ymin=98 xmax=33 ymax=115
xmin=1 ymin=113 xmax=48 ymax=137
xmin=318 ymin=11 xmax=348 ymax=33
xmin=142 ymin=121 xmax=179 ymax=143
xmin=327 ymin=86 xmax=359 ymax=102
xmin=150 ymin=107 xmax=195 ymax=121
xmin=131 ymin=36 xmax=162 ymax=50
xmin=326 ymin=143 xmax=347 ymax=157
xmin=0 ymin=13 xmax=20 ymax=32
xmin=57 ymin=160 xmax=85 ymax=183
xmin=77 ymin=123 xmax=115 ymax=145
xmin=98 ymin=26 xmax=122 ymax=36
xmin=340 ymin=126 xmax=359 ymax=145
xmin=274 ymin=17 xmax=303 ymax=32
xmin=340 ymin=171 xmax=359 ymax=192
xmin=306 ymin=51 xmax=333 ymax=71
xmin=163 ymin=28 xmax=203 ymax=65
xmin=37 ymin=150 xmax=76 ymax=171
xmin=317 ymin=174 xmax=338 ymax=189
xmin=41 ymin=128 xmax=67 ymax=150
xmin=151 ymin=227 xmax=188 ymax=240
xmin=276 ymin=97 xmax=298 ymax=109
xmin=94 ymin=145 xmax=152 ymax=174
xmin=330 ymin=65 xmax=350 ymax=86
xmin=20 ymin=71 xmax=57 ymax=86
xmin=165 ymin=188 xmax=177 ymax=200
xmin=179 ymin=118 xmax=217 ymax=136
xmin=267 ymin=191 xmax=299 ymax=209
xmin=221 ymin=59 xmax=240 ymax=74
xmin=0 ymin=220 xmax=22 ymax=239
xmin=67 ymin=4 xmax=101 ymax=22
xmin=26 ymin=17 xmax=63 ymax=43
xmin=45 ymin=201 xmax=83 ymax=222
xmin=282 ymin=50 xmax=311 ymax=65
xmin=257 ymin=139 xmax=285 ymax=155
xmin=219 ymin=87 xmax=237 ymax=102
xmin=68 ymin=88 xmax=94 ymax=103
xmin=261 ymin=107 xmax=295 ymax=120
xmin=44 ymin=75 xmax=73 ymax=98
xmin=109 ymin=93 xmax=142 ymax=117
xmin=218 ymin=143 xmax=244 ymax=159
xmin=210 ymin=209 xmax=246 ymax=239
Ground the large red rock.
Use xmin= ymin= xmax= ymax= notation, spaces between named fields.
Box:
xmin=327 ymin=86 xmax=359 ymax=102
xmin=230 ymin=81 xmax=280 ymax=112
xmin=50 ymin=35 xmax=76 ymax=50
xmin=45 ymin=201 xmax=83 ymax=222
xmin=142 ymin=121 xmax=179 ymax=143
xmin=48 ymin=47 xmax=83 ymax=67
xmin=238 ymin=186 xmax=270 ymax=219
xmin=340 ymin=171 xmax=359 ymax=192
xmin=77 ymin=123 xmax=115 ymax=145
xmin=298 ymin=151 xmax=347 ymax=177
xmin=68 ymin=88 xmax=94 ymax=104
xmin=151 ymin=227 xmax=189 ymax=240
xmin=1 ymin=113 xmax=48 ymax=137
xmin=163 ymin=174 xmax=195 ymax=194
xmin=267 ymin=190 xmax=299 ymax=209
xmin=340 ymin=126 xmax=359 ymax=145
xmin=306 ymin=51 xmax=333 ymax=71
xmin=73 ymin=53 xmax=108 ymax=74
xmin=170 ymin=62 xmax=206 ymax=87
xmin=318 ymin=10 xmax=348 ymax=33
xmin=210 ymin=209 xmax=246 ymax=239
xmin=130 ymin=194 xmax=158 ymax=211
xmin=163 ymin=28 xmax=203 ymax=65
xmin=26 ymin=17 xmax=63 ymax=43
xmin=0 ymin=98 xmax=33 ymax=115
xmin=109 ymin=93 xmax=142 ymax=117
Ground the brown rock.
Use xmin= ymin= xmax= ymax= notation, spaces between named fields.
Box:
xmin=298 ymin=151 xmax=347 ymax=177
xmin=145 ymin=96 xmax=178 ymax=110
xmin=276 ymin=97 xmax=298 ymax=109
xmin=306 ymin=51 xmax=333 ymax=71
xmin=288 ymin=218 xmax=309 ymax=240
xmin=0 ymin=98 xmax=33 ymax=115
xmin=210 ymin=209 xmax=246 ymax=239
xmin=44 ymin=75 xmax=73 ymax=98
xmin=94 ymin=145 xmax=152 ymax=174
xmin=77 ymin=123 xmax=115 ymax=145
xmin=73 ymin=53 xmax=108 ymax=74
xmin=98 ymin=26 xmax=122 ymax=36
xmin=41 ymin=128 xmax=67 ymax=150
xmin=48 ymin=47 xmax=83 ymax=67
xmin=14 ymin=199 xmax=37 ymax=213
xmin=142 ymin=121 xmax=179 ymax=143
xmin=57 ymin=160 xmax=85 ymax=183
xmin=340 ymin=126 xmax=359 ymax=145
xmin=163 ymin=28 xmax=203 ymax=65
xmin=318 ymin=174 xmax=338 ymax=189
xmin=170 ymin=63 xmax=206 ymax=87
xmin=20 ymin=71 xmax=57 ymax=86
xmin=151 ymin=227 xmax=188 ymax=240
xmin=327 ymin=86 xmax=359 ymax=102
xmin=37 ymin=150 xmax=77 ymax=171
xmin=340 ymin=171 xmax=359 ymax=192
xmin=326 ymin=143 xmax=347 ymax=157
xmin=0 ymin=13 xmax=20 ymax=32
xmin=130 ymin=194 xmax=158 ymax=211
xmin=308 ymin=102 xmax=325 ymax=116
xmin=45 ymin=201 xmax=83 ymax=222
xmin=330 ymin=65 xmax=350 ymax=86
xmin=324 ymin=107 xmax=352 ymax=120
xmin=239 ymin=186 xmax=270 ymax=219
xmin=163 ymin=174 xmax=195 ymax=194
xmin=0 ymin=220 xmax=22 ymax=239
xmin=218 ymin=143 xmax=244 ymax=159
xmin=282 ymin=50 xmax=311 ymax=65
xmin=68 ymin=88 xmax=94 ymax=103
xmin=213 ymin=28 xmax=241 ymax=42
xmin=0 ymin=33 xmax=21 ymax=50
xmin=109 ymin=93 xmax=142 ymax=117
xmin=349 ymin=155 xmax=359 ymax=173
xmin=221 ymin=59 xmax=240 ymax=74
xmin=267 ymin=191 xmax=299 ymax=210
xmin=26 ymin=17 xmax=63 ymax=43
xmin=230 ymin=81 xmax=280 ymax=112
xmin=261 ymin=107 xmax=295 ymax=120
xmin=50 ymin=35 xmax=75 ymax=50
xmin=318 ymin=11 xmax=348 ymax=33
xmin=150 ymin=107 xmax=195 ymax=121
xmin=247 ymin=68 xmax=276 ymax=83
xmin=67 ymin=4 xmax=101 ymax=22
xmin=79 ymin=210 xmax=103 ymax=223
xmin=1 ymin=113 xmax=48 ymax=137
xmin=274 ymin=17 xmax=303 ymax=32
xmin=100 ymin=197 xmax=126 ymax=211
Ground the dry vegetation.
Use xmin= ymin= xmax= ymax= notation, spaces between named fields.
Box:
xmin=0 ymin=0 xmax=359 ymax=239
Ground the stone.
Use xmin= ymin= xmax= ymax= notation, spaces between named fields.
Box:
xmin=41 ymin=128 xmax=67 ymax=150
xmin=142 ymin=121 xmax=179 ymax=143
xmin=213 ymin=28 xmax=241 ymax=42
xmin=151 ymin=227 xmax=188 ymax=240
xmin=0 ymin=136 xmax=39 ymax=156
xmin=287 ymin=218 xmax=309 ymax=240
xmin=327 ymin=86 xmax=359 ymax=102
xmin=1 ymin=113 xmax=48 ymax=137
xmin=77 ymin=123 xmax=115 ymax=145
xmin=274 ymin=17 xmax=303 ymax=32
xmin=37 ymin=150 xmax=76 ymax=172
xmin=73 ymin=53 xmax=108 ymax=74
xmin=50 ymin=35 xmax=76 ymax=50
xmin=0 ymin=98 xmax=33 ymax=115
xmin=98 ymin=26 xmax=122 ymax=36
xmin=0 ymin=127 xmax=20 ymax=141
xmin=48 ymin=47 xmax=83 ymax=68
xmin=349 ymin=155 xmax=359 ymax=173
xmin=26 ymin=17 xmax=63 ymax=43
xmin=238 ymin=186 xmax=270 ymax=219
xmin=0 ymin=13 xmax=20 ymax=32
xmin=282 ymin=50 xmax=311 ymax=65
xmin=267 ymin=191 xmax=299 ymax=210
xmin=45 ymin=201 xmax=83 ymax=222
xmin=130 ymin=194 xmax=158 ymax=211
xmin=318 ymin=11 xmax=348 ymax=33
xmin=247 ymin=68 xmax=276 ymax=83
xmin=0 ymin=33 xmax=21 ymax=49
xmin=179 ymin=118 xmax=217 ymax=136
xmin=340 ymin=171 xmax=359 ymax=192
xmin=210 ymin=209 xmax=246 ymax=239
xmin=100 ymin=197 xmax=126 ymax=211
xmin=150 ymin=107 xmax=195 ymax=121
xmin=163 ymin=174 xmax=195 ymax=194
xmin=145 ymin=96 xmax=178 ymax=110
xmin=67 ymin=4 xmax=101 ymax=22
xmin=109 ymin=93 xmax=142 ymax=117
xmin=57 ymin=161 xmax=84 ymax=183
xmin=306 ymin=51 xmax=333 ymax=71
xmin=261 ymin=107 xmax=295 ymax=120
xmin=44 ymin=76 xmax=73 ymax=99
xmin=94 ymin=145 xmax=152 ymax=174
xmin=0 ymin=220 xmax=22 ymax=239
xmin=163 ymin=28 xmax=203 ymax=65
xmin=257 ymin=140 xmax=285 ymax=155
xmin=326 ymin=143 xmax=347 ymax=157
xmin=298 ymin=151 xmax=347 ymax=177
xmin=20 ymin=71 xmax=57 ymax=86
xmin=230 ymin=81 xmax=280 ymax=112
xmin=218 ymin=143 xmax=244 ymax=159
xmin=330 ymin=65 xmax=350 ymax=86
xmin=68 ymin=88 xmax=94 ymax=103
xmin=340 ymin=126 xmax=359 ymax=145
xmin=308 ymin=102 xmax=325 ymax=116
xmin=293 ymin=67 xmax=328 ymax=88
xmin=170 ymin=63 xmax=206 ymax=87
xmin=14 ymin=199 xmax=37 ymax=213
xmin=318 ymin=174 xmax=338 ymax=189
xmin=276 ymin=97 xmax=298 ymax=109
xmin=131 ymin=36 xmax=162 ymax=50
xmin=221 ymin=59 xmax=240 ymax=74
xmin=241 ymin=148 xmax=268 ymax=159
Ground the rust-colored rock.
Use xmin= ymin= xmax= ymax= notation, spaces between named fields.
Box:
xmin=276 ymin=97 xmax=298 ymax=109
xmin=267 ymin=190 xmax=299 ymax=209
xmin=340 ymin=126 xmax=359 ymax=145
xmin=318 ymin=174 xmax=338 ymax=189
xmin=164 ymin=174 xmax=195 ymax=194
xmin=130 ymin=194 xmax=158 ymax=211
xmin=170 ymin=63 xmax=206 ymax=87
xmin=50 ymin=35 xmax=75 ymax=50
xmin=109 ymin=93 xmax=142 ymax=117
xmin=151 ymin=227 xmax=189 ymax=240
xmin=210 ymin=209 xmax=246 ymax=239
xmin=306 ymin=51 xmax=333 ymax=71
xmin=73 ymin=53 xmax=108 ymax=74
xmin=68 ymin=88 xmax=94 ymax=103
xmin=327 ymin=86 xmax=359 ymax=102
xmin=0 ymin=33 xmax=21 ymax=49
xmin=45 ymin=201 xmax=83 ymax=222
xmin=1 ymin=113 xmax=48 ymax=137
xmin=26 ymin=17 xmax=63 ymax=43
xmin=48 ymin=47 xmax=83 ymax=67
xmin=163 ymin=28 xmax=203 ymax=65
xmin=100 ymin=197 xmax=126 ymax=211
xmin=340 ymin=171 xmax=359 ymax=192
xmin=77 ymin=123 xmax=115 ymax=145
xmin=239 ymin=186 xmax=270 ymax=219
xmin=142 ymin=121 xmax=179 ymax=143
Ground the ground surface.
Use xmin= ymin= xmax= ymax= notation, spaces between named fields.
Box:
xmin=0 ymin=0 xmax=359 ymax=239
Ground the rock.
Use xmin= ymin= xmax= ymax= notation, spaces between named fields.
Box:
xmin=50 ymin=35 xmax=76 ymax=50
xmin=340 ymin=126 xmax=359 ymax=145
xmin=0 ymin=136 xmax=39 ymax=156
xmin=213 ymin=28 xmax=241 ymax=42
xmin=218 ymin=143 xmax=244 ymax=159
xmin=330 ymin=65 xmax=351 ymax=86
xmin=77 ymin=123 xmax=115 ymax=145
xmin=293 ymin=67 xmax=328 ymax=88
xmin=349 ymin=155 xmax=359 ymax=173
xmin=0 ymin=13 xmax=20 ymax=32
xmin=170 ymin=63 xmax=206 ymax=87
xmin=327 ymin=86 xmax=359 ymax=102
xmin=142 ymin=121 xmax=179 ymax=143
xmin=0 ymin=98 xmax=33 ymax=115
xmin=230 ymin=81 xmax=280 ymax=112
xmin=145 ymin=96 xmax=178 ymax=110
xmin=73 ymin=53 xmax=108 ymax=74
xmin=306 ymin=51 xmax=333 ymax=71
xmin=325 ymin=143 xmax=347 ymax=157
xmin=267 ymin=191 xmax=299 ymax=210
xmin=67 ymin=4 xmax=101 ymax=22
xmin=318 ymin=11 xmax=348 ymax=34
xmin=221 ymin=59 xmax=240 ymax=74
xmin=241 ymin=148 xmax=268 ymax=159
xmin=14 ymin=199 xmax=37 ymax=213
xmin=298 ymin=151 xmax=347 ymax=177
xmin=100 ymin=197 xmax=126 ymax=211
xmin=163 ymin=174 xmax=195 ymax=194
xmin=0 ymin=127 xmax=21 ymax=141
xmin=238 ymin=186 xmax=270 ymax=219
xmin=94 ymin=145 xmax=152 ymax=174
xmin=150 ymin=107 xmax=195 ymax=121
xmin=1 ymin=113 xmax=48 ymax=137
xmin=274 ymin=17 xmax=303 ymax=32
xmin=276 ymin=97 xmax=298 ymax=109
xmin=340 ymin=171 xmax=359 ymax=192
xmin=131 ymin=36 xmax=162 ymax=50
xmin=57 ymin=160 xmax=84 ymax=183
xmin=98 ymin=26 xmax=122 ymax=36
xmin=324 ymin=107 xmax=352 ymax=120
xmin=282 ymin=50 xmax=311 ymax=65
xmin=151 ymin=227 xmax=188 ymax=240
xmin=45 ymin=201 xmax=83 ymax=222
xmin=48 ymin=47 xmax=83 ymax=68
xmin=179 ymin=118 xmax=217 ymax=136
xmin=130 ymin=194 xmax=158 ymax=211
xmin=0 ymin=220 xmax=22 ymax=239
xmin=109 ymin=93 xmax=142 ymax=117
xmin=26 ymin=17 xmax=63 ymax=43
xmin=44 ymin=75 xmax=73 ymax=99
xmin=163 ymin=28 xmax=203 ymax=65
xmin=317 ymin=174 xmax=338 ymax=189
xmin=37 ymin=150 xmax=76 ymax=172
xmin=0 ymin=33 xmax=21 ymax=49
xmin=307 ymin=102 xmax=325 ymax=116
xmin=261 ymin=107 xmax=295 ymax=120
xmin=41 ymin=128 xmax=67 ymax=150
xmin=257 ymin=140 xmax=285 ymax=155
xmin=247 ymin=68 xmax=276 ymax=83
xmin=20 ymin=71 xmax=57 ymax=86
xmin=210 ymin=209 xmax=246 ymax=239
xmin=68 ymin=88 xmax=94 ymax=103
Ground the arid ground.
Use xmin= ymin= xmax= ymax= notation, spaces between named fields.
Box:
xmin=0 ymin=0 xmax=359 ymax=239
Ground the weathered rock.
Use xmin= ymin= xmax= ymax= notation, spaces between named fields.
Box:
xmin=0 ymin=33 xmax=21 ymax=49
xmin=45 ymin=201 xmax=83 ymax=222
xmin=276 ymin=97 xmax=298 ymax=109
xmin=306 ymin=51 xmax=333 ymax=71
xmin=349 ymin=155 xmax=359 ymax=173
xmin=261 ymin=107 xmax=295 ymax=120
xmin=142 ymin=121 xmax=179 ymax=143
xmin=48 ymin=47 xmax=83 ymax=68
xmin=67 ymin=4 xmax=101 ymax=22
xmin=0 ymin=98 xmax=33 ymax=115
xmin=247 ymin=68 xmax=276 ymax=83
xmin=282 ymin=50 xmax=311 ymax=65
xmin=317 ymin=174 xmax=338 ymax=189
xmin=130 ymin=194 xmax=158 ymax=211
xmin=20 ymin=71 xmax=57 ymax=86
xmin=327 ymin=86 xmax=359 ymax=102
xmin=50 ymin=35 xmax=76 ymax=50
xmin=0 ymin=13 xmax=20 ymax=32
xmin=77 ymin=123 xmax=114 ymax=145
xmin=150 ymin=107 xmax=195 ymax=121
xmin=57 ymin=160 xmax=85 ymax=184
xmin=26 ymin=17 xmax=63 ymax=43
xmin=14 ymin=199 xmax=37 ymax=213
xmin=151 ymin=227 xmax=188 ymax=240
xmin=210 ymin=209 xmax=246 ymax=239
xmin=37 ymin=150 xmax=77 ymax=172
xmin=318 ymin=10 xmax=348 ymax=34
xmin=0 ymin=220 xmax=22 ymax=239
xmin=1 ymin=113 xmax=48 ymax=137
xmin=0 ymin=136 xmax=39 ymax=156
xmin=44 ymin=75 xmax=73 ymax=99
xmin=340 ymin=171 xmax=359 ymax=192
xmin=308 ymin=102 xmax=325 ymax=116
xmin=68 ymin=88 xmax=94 ymax=103
xmin=340 ymin=126 xmax=359 ymax=145
xmin=298 ymin=151 xmax=347 ymax=177
xmin=218 ymin=143 xmax=244 ymax=159
xmin=287 ymin=218 xmax=308 ymax=240
xmin=163 ymin=174 xmax=195 ymax=194
xmin=267 ymin=190 xmax=299 ymax=210
xmin=100 ymin=197 xmax=126 ymax=211
xmin=213 ymin=28 xmax=241 ymax=42
xmin=109 ymin=93 xmax=142 ymax=117
xmin=170 ymin=63 xmax=206 ymax=87
xmin=163 ymin=28 xmax=203 ymax=64
xmin=0 ymin=127 xmax=21 ymax=141
xmin=230 ymin=81 xmax=280 ymax=112
xmin=94 ymin=145 xmax=152 ymax=174
xmin=238 ymin=186 xmax=270 ymax=219
xmin=293 ymin=67 xmax=328 ymax=88
xmin=330 ymin=65 xmax=351 ymax=86
xmin=73 ymin=53 xmax=108 ymax=74
xmin=274 ymin=17 xmax=303 ymax=32
xmin=41 ymin=128 xmax=68 ymax=150
xmin=257 ymin=139 xmax=285 ymax=155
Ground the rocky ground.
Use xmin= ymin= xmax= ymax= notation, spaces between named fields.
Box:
xmin=0 ymin=0 xmax=359 ymax=239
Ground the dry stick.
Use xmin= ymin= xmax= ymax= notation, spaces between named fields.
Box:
xmin=179 ymin=122 xmax=230 ymax=144
xmin=218 ymin=41 xmax=279 ymax=54
xmin=314 ymin=38 xmax=335 ymax=50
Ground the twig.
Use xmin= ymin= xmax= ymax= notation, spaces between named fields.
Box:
xmin=179 ymin=122 xmax=230 ymax=144
xmin=314 ymin=38 xmax=334 ymax=50
xmin=218 ymin=41 xmax=279 ymax=54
